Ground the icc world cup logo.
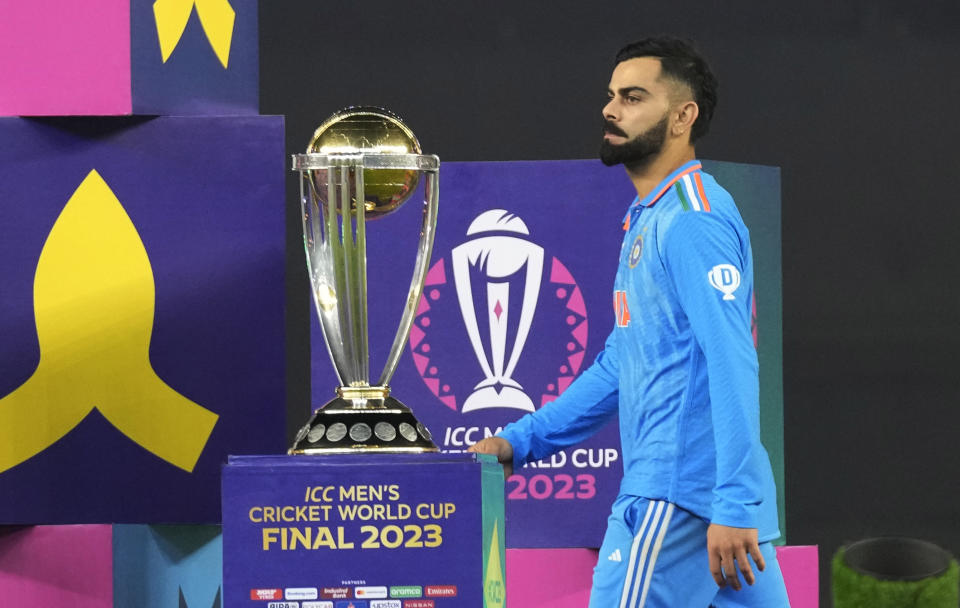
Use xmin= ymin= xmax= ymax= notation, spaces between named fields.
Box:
xmin=409 ymin=210 xmax=589 ymax=414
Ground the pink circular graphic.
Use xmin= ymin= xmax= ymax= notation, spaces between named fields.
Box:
xmin=410 ymin=253 xmax=589 ymax=412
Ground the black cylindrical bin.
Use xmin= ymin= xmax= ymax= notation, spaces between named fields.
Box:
xmin=833 ymin=537 xmax=959 ymax=608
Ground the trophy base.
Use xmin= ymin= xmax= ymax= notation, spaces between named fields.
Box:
xmin=288 ymin=395 xmax=440 ymax=454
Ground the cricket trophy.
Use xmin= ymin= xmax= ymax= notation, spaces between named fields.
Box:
xmin=289 ymin=106 xmax=440 ymax=454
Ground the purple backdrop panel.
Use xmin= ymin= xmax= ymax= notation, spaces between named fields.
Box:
xmin=0 ymin=0 xmax=131 ymax=116
xmin=309 ymin=158 xmax=783 ymax=549
xmin=132 ymin=0 xmax=259 ymax=115
xmin=222 ymin=454 xmax=501 ymax=608
xmin=0 ymin=116 xmax=285 ymax=523
xmin=311 ymin=160 xmax=633 ymax=548
xmin=0 ymin=525 xmax=113 ymax=607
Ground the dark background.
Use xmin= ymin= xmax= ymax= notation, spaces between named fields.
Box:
xmin=259 ymin=1 xmax=960 ymax=603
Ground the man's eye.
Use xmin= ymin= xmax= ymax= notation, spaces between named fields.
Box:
xmin=627 ymin=96 xmax=641 ymax=103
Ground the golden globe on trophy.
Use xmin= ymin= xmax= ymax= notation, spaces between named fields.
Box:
xmin=289 ymin=107 xmax=440 ymax=454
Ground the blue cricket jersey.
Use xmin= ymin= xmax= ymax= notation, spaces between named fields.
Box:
xmin=498 ymin=160 xmax=780 ymax=541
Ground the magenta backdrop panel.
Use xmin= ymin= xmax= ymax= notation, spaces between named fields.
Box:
xmin=0 ymin=525 xmax=113 ymax=607
xmin=779 ymin=545 xmax=820 ymax=608
xmin=506 ymin=548 xmax=595 ymax=608
xmin=0 ymin=0 xmax=131 ymax=116
xmin=506 ymin=546 xmax=819 ymax=608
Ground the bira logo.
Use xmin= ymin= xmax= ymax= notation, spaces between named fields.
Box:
xmin=409 ymin=210 xmax=588 ymax=413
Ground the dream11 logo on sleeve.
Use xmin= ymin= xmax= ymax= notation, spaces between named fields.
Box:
xmin=407 ymin=209 xmax=589 ymax=447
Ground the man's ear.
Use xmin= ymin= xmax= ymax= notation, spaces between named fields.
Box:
xmin=672 ymin=100 xmax=700 ymax=138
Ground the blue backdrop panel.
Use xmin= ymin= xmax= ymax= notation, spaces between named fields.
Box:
xmin=113 ymin=524 xmax=223 ymax=608
xmin=0 ymin=116 xmax=285 ymax=523
xmin=132 ymin=0 xmax=259 ymax=115
xmin=309 ymin=159 xmax=784 ymax=547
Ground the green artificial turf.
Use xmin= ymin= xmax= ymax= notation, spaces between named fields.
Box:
xmin=833 ymin=547 xmax=959 ymax=607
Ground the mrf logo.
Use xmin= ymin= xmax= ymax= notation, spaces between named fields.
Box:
xmin=408 ymin=210 xmax=589 ymax=414
xmin=0 ymin=170 xmax=217 ymax=474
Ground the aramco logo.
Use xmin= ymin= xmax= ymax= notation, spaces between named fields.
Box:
xmin=409 ymin=210 xmax=588 ymax=414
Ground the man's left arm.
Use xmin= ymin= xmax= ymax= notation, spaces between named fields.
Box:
xmin=662 ymin=209 xmax=767 ymax=589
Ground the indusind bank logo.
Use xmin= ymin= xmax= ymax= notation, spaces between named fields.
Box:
xmin=408 ymin=210 xmax=589 ymax=413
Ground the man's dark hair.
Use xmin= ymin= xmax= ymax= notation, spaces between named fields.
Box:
xmin=615 ymin=37 xmax=718 ymax=142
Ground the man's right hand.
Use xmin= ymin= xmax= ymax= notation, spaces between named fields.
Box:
xmin=467 ymin=436 xmax=514 ymax=477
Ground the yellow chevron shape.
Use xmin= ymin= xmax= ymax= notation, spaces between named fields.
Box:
xmin=484 ymin=519 xmax=505 ymax=608
xmin=0 ymin=170 xmax=218 ymax=474
xmin=154 ymin=0 xmax=236 ymax=69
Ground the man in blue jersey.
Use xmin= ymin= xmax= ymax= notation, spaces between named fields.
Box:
xmin=468 ymin=38 xmax=789 ymax=607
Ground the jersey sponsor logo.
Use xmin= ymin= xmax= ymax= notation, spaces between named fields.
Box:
xmin=608 ymin=548 xmax=622 ymax=562
xmin=708 ymin=264 xmax=740 ymax=300
xmin=613 ymin=290 xmax=631 ymax=327
xmin=410 ymin=209 xmax=589 ymax=413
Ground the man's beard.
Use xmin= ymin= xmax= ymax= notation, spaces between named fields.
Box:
xmin=599 ymin=115 xmax=668 ymax=168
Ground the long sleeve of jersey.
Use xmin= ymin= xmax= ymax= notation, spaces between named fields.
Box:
xmin=662 ymin=210 xmax=766 ymax=530
xmin=497 ymin=328 xmax=621 ymax=473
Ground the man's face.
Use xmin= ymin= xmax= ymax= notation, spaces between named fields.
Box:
xmin=600 ymin=57 xmax=673 ymax=168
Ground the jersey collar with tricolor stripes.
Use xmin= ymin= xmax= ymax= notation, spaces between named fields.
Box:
xmin=622 ymin=160 xmax=704 ymax=230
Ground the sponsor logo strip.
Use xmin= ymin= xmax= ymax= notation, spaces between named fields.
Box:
xmin=286 ymin=588 xmax=319 ymax=601
xmin=355 ymin=586 xmax=388 ymax=599
xmin=251 ymin=589 xmax=283 ymax=600
xmin=321 ymin=587 xmax=352 ymax=600
xmin=424 ymin=585 xmax=457 ymax=598
xmin=389 ymin=586 xmax=422 ymax=599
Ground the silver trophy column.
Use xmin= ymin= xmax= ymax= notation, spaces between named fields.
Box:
xmin=289 ymin=107 xmax=440 ymax=454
